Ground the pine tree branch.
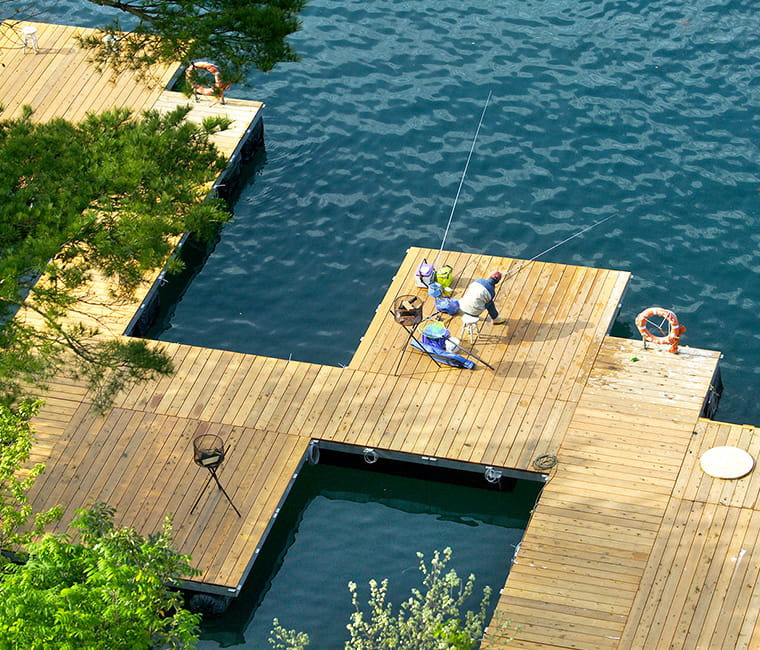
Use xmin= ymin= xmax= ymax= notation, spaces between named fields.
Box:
xmin=86 ymin=0 xmax=154 ymax=22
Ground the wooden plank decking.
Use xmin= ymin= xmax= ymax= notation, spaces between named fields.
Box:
xmin=24 ymin=244 xmax=754 ymax=647
xmin=151 ymin=90 xmax=264 ymax=160
xmin=484 ymin=337 xmax=722 ymax=649
xmin=618 ymin=419 xmax=760 ymax=650
xmin=351 ymin=248 xmax=630 ymax=400
xmin=2 ymin=20 xmax=264 ymax=338
xmin=24 ymin=232 xmax=756 ymax=646
xmin=0 ymin=21 xmax=175 ymax=122
xmin=0 ymin=22 xmax=263 ymax=162
xmin=20 ymin=243 xmax=729 ymax=621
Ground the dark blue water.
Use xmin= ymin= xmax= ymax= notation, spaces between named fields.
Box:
xmin=34 ymin=0 xmax=760 ymax=424
xmin=196 ymin=460 xmax=539 ymax=649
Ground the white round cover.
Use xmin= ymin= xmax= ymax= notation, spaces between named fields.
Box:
xmin=700 ymin=446 xmax=755 ymax=479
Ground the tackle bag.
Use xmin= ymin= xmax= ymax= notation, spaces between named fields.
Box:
xmin=436 ymin=265 xmax=453 ymax=288
xmin=434 ymin=297 xmax=460 ymax=315
xmin=415 ymin=258 xmax=436 ymax=288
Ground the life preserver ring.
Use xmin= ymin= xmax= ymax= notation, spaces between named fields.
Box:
xmin=186 ymin=61 xmax=230 ymax=97
xmin=635 ymin=307 xmax=686 ymax=353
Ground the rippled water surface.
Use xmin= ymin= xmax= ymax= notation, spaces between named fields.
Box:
xmin=36 ymin=4 xmax=759 ymax=413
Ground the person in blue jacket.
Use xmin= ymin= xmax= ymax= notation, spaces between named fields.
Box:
xmin=458 ymin=271 xmax=507 ymax=324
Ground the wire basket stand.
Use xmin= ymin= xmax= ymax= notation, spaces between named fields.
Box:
xmin=390 ymin=294 xmax=442 ymax=375
xmin=190 ymin=434 xmax=241 ymax=517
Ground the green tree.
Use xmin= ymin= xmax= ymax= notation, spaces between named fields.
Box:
xmin=2 ymin=1 xmax=305 ymax=80
xmin=0 ymin=502 xmax=201 ymax=649
xmin=270 ymin=548 xmax=493 ymax=650
xmin=0 ymin=105 xmax=231 ymax=410
xmin=0 ymin=400 xmax=61 ymax=566
xmin=75 ymin=0 xmax=306 ymax=83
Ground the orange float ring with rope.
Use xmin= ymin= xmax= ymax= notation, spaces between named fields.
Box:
xmin=186 ymin=61 xmax=230 ymax=98
xmin=635 ymin=307 xmax=686 ymax=353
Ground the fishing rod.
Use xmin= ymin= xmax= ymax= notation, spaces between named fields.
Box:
xmin=502 ymin=213 xmax=618 ymax=281
xmin=434 ymin=90 xmax=492 ymax=268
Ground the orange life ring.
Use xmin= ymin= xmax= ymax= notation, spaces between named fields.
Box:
xmin=635 ymin=307 xmax=686 ymax=353
xmin=186 ymin=61 xmax=230 ymax=97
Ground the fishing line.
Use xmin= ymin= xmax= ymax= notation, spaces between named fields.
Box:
xmin=434 ymin=90 xmax=492 ymax=268
xmin=502 ymin=213 xmax=618 ymax=281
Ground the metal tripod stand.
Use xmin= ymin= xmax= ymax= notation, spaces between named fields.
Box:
xmin=190 ymin=434 xmax=241 ymax=517
xmin=390 ymin=294 xmax=442 ymax=375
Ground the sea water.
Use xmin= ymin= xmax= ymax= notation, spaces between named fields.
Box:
xmin=30 ymin=0 xmax=760 ymax=425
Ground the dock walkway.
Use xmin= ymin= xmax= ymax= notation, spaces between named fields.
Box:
xmin=1 ymin=20 xmax=263 ymax=336
xmin=25 ymin=242 xmax=752 ymax=649
xmin=4 ymin=20 xmax=759 ymax=649
xmin=0 ymin=21 xmax=263 ymax=158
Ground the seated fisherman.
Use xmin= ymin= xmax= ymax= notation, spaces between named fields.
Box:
xmin=458 ymin=271 xmax=507 ymax=324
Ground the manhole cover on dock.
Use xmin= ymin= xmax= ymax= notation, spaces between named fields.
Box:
xmin=700 ymin=446 xmax=754 ymax=479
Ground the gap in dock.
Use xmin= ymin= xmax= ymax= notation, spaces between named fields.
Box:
xmin=195 ymin=442 xmax=544 ymax=648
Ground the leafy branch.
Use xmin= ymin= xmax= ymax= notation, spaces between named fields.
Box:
xmin=270 ymin=548 xmax=494 ymax=650
xmin=0 ymin=105 xmax=230 ymax=410
xmin=75 ymin=0 xmax=307 ymax=84
xmin=0 ymin=400 xmax=63 ymax=566
xmin=0 ymin=502 xmax=202 ymax=648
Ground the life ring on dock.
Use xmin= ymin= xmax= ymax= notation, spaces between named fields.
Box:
xmin=635 ymin=307 xmax=686 ymax=353
xmin=186 ymin=61 xmax=230 ymax=97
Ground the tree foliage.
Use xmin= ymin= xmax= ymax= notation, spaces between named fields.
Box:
xmin=270 ymin=548 xmax=493 ymax=650
xmin=0 ymin=502 xmax=201 ymax=649
xmin=76 ymin=0 xmax=306 ymax=83
xmin=0 ymin=400 xmax=61 ymax=566
xmin=0 ymin=105 xmax=231 ymax=410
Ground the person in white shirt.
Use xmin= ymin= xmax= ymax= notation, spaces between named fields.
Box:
xmin=458 ymin=271 xmax=507 ymax=324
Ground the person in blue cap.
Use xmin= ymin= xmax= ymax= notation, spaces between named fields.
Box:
xmin=458 ymin=271 xmax=507 ymax=324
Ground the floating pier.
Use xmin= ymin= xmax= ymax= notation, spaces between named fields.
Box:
xmin=27 ymin=245 xmax=751 ymax=649
xmin=0 ymin=21 xmax=264 ymax=162
xmin=1 ymin=20 xmax=265 ymax=339
xmin=4 ymin=20 xmax=760 ymax=649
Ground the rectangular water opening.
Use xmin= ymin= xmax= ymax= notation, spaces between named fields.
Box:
xmin=196 ymin=441 xmax=545 ymax=649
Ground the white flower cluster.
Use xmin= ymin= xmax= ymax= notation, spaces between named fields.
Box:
xmin=270 ymin=547 xmax=492 ymax=650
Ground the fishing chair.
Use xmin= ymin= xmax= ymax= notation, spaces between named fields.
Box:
xmin=460 ymin=314 xmax=480 ymax=344
xmin=21 ymin=26 xmax=38 ymax=54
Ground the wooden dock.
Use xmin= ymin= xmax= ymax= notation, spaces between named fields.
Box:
xmin=1 ymin=20 xmax=264 ymax=337
xmin=5 ymin=19 xmax=760 ymax=649
xmin=0 ymin=21 xmax=172 ymax=122
xmin=24 ymin=247 xmax=760 ymax=649
xmin=0 ymin=21 xmax=263 ymax=160
xmin=26 ymin=239 xmax=755 ymax=649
